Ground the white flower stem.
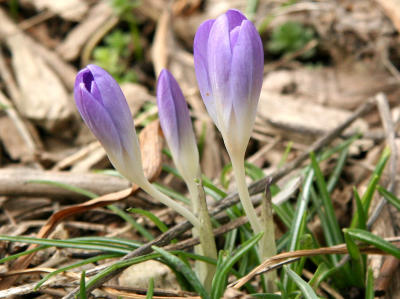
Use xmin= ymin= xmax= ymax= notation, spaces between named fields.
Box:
xmin=231 ymin=154 xmax=277 ymax=291
xmin=140 ymin=180 xmax=201 ymax=228
xmin=230 ymin=155 xmax=263 ymax=235
xmin=187 ymin=178 xmax=217 ymax=292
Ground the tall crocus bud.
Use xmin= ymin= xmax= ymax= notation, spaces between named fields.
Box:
xmin=194 ymin=10 xmax=273 ymax=270
xmin=74 ymin=64 xmax=146 ymax=185
xmin=156 ymin=69 xmax=200 ymax=184
xmin=194 ymin=9 xmax=263 ymax=156
xmin=157 ymin=69 xmax=217 ymax=289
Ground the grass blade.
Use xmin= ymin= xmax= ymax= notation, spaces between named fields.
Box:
xmin=365 ymin=268 xmax=374 ymax=299
xmin=0 ymin=235 xmax=130 ymax=254
xmin=146 ymin=278 xmax=154 ymax=299
xmin=288 ymin=168 xmax=314 ymax=251
xmin=284 ymin=266 xmax=318 ymax=299
xmin=212 ymin=233 xmax=263 ymax=299
xmin=353 ymin=187 xmax=366 ymax=229
xmin=326 ymin=146 xmax=349 ymax=192
xmin=351 ymin=147 xmax=390 ymax=228
xmin=128 ymin=208 xmax=169 ymax=233
xmin=343 ymin=230 xmax=364 ymax=287
xmin=79 ymin=270 xmax=87 ymax=299
xmin=152 ymin=246 xmax=209 ymax=299
xmin=0 ymin=245 xmax=49 ymax=264
xmin=377 ymin=185 xmax=400 ymax=212
xmin=27 ymin=180 xmax=97 ymax=199
xmin=35 ymin=253 xmax=118 ymax=290
xmin=310 ymin=152 xmax=342 ymax=245
xmin=344 ymin=228 xmax=400 ymax=259
xmin=108 ymin=205 xmax=154 ymax=241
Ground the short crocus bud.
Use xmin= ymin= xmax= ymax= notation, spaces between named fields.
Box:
xmin=74 ymin=64 xmax=146 ymax=184
xmin=157 ymin=69 xmax=200 ymax=183
xmin=194 ymin=9 xmax=264 ymax=156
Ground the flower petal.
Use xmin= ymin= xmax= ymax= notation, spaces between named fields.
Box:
xmin=207 ymin=13 xmax=234 ymax=129
xmin=225 ymin=9 xmax=247 ymax=32
xmin=85 ymin=65 xmax=136 ymax=149
xmin=229 ymin=20 xmax=263 ymax=144
xmin=76 ymin=85 xmax=122 ymax=160
xmin=194 ymin=19 xmax=217 ymax=124
xmin=157 ymin=69 xmax=180 ymax=150
xmin=157 ymin=69 xmax=199 ymax=181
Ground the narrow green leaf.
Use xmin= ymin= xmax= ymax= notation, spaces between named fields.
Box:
xmin=146 ymin=278 xmax=154 ymax=299
xmin=351 ymin=175 xmax=380 ymax=229
xmin=365 ymin=267 xmax=374 ymax=299
xmin=278 ymin=141 xmax=293 ymax=169
xmin=244 ymin=161 xmax=265 ymax=181
xmin=272 ymin=203 xmax=292 ymax=228
xmin=0 ymin=245 xmax=49 ymax=264
xmin=35 ymin=254 xmax=118 ymax=290
xmin=86 ymin=253 xmax=161 ymax=290
xmin=128 ymin=208 xmax=168 ymax=233
xmin=71 ymin=236 xmax=141 ymax=249
xmin=250 ymin=294 xmax=282 ymax=299
xmin=79 ymin=270 xmax=87 ymax=299
xmin=310 ymin=152 xmax=342 ymax=245
xmin=27 ymin=180 xmax=97 ymax=198
xmin=284 ymin=266 xmax=318 ymax=299
xmin=108 ymin=205 xmax=154 ymax=241
xmin=343 ymin=230 xmax=364 ymax=287
xmin=308 ymin=262 xmax=329 ymax=289
xmin=152 ymin=246 xmax=209 ymax=299
xmin=92 ymin=169 xmax=122 ymax=177
xmin=212 ymin=233 xmax=263 ymax=299
xmin=197 ymin=122 xmax=207 ymax=158
xmin=201 ymin=176 xmax=227 ymax=199
xmin=377 ymin=185 xmax=400 ymax=212
xmin=153 ymin=182 xmax=190 ymax=204
xmin=284 ymin=168 xmax=314 ymax=293
xmin=353 ymin=188 xmax=366 ymax=230
xmin=319 ymin=133 xmax=361 ymax=161
xmin=326 ymin=146 xmax=349 ymax=192
xmin=351 ymin=147 xmax=390 ymax=228
xmin=0 ymin=235 xmax=130 ymax=254
xmin=288 ymin=168 xmax=314 ymax=251
xmin=310 ymin=187 xmax=336 ymax=257
xmin=220 ymin=163 xmax=233 ymax=189
xmin=344 ymin=228 xmax=400 ymax=259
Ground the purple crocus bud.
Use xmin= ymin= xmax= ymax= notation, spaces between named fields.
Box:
xmin=157 ymin=69 xmax=200 ymax=183
xmin=194 ymin=9 xmax=264 ymax=156
xmin=74 ymin=64 xmax=146 ymax=184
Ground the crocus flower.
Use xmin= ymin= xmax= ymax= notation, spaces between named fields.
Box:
xmin=194 ymin=9 xmax=264 ymax=156
xmin=74 ymin=64 xmax=146 ymax=185
xmin=156 ymin=69 xmax=200 ymax=184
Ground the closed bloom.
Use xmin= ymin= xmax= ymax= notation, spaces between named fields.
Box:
xmin=157 ymin=69 xmax=200 ymax=183
xmin=74 ymin=64 xmax=145 ymax=184
xmin=194 ymin=9 xmax=264 ymax=155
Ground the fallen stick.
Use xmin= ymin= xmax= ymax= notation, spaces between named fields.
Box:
xmin=0 ymin=168 xmax=130 ymax=200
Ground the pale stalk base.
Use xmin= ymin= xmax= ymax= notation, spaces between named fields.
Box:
xmin=260 ymin=188 xmax=277 ymax=292
xmin=188 ymin=180 xmax=217 ymax=292
xmin=231 ymin=155 xmax=277 ymax=292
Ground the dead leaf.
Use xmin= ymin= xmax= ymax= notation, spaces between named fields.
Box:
xmin=56 ymin=1 xmax=114 ymax=61
xmin=0 ymin=8 xmax=73 ymax=132
xmin=376 ymin=0 xmax=400 ymax=33
xmin=24 ymin=0 xmax=89 ymax=21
